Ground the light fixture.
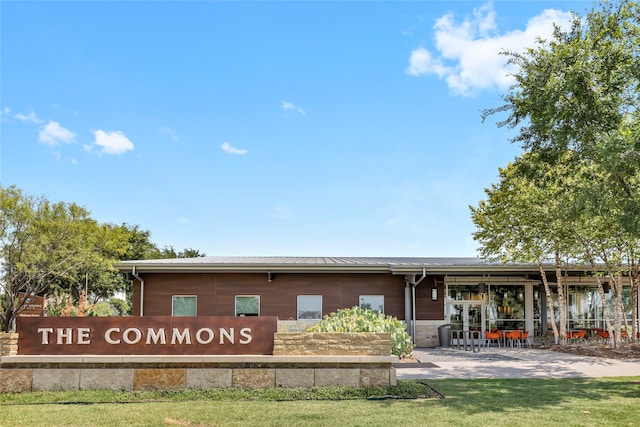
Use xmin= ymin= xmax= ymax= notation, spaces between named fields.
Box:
xmin=478 ymin=282 xmax=486 ymax=294
xmin=267 ymin=272 xmax=273 ymax=283
xmin=431 ymin=287 xmax=438 ymax=301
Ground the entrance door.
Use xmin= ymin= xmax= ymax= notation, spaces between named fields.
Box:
xmin=448 ymin=302 xmax=484 ymax=345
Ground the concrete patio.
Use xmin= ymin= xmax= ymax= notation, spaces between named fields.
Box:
xmin=395 ymin=347 xmax=640 ymax=379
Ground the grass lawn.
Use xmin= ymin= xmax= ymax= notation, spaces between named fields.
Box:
xmin=1 ymin=377 xmax=638 ymax=426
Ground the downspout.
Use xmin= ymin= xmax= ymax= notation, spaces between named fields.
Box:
xmin=412 ymin=268 xmax=426 ymax=343
xmin=131 ymin=266 xmax=144 ymax=317
xmin=405 ymin=268 xmax=426 ymax=344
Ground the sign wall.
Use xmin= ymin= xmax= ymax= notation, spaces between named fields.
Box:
xmin=16 ymin=316 xmax=277 ymax=355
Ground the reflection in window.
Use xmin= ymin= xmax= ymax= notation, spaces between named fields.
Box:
xmin=359 ymin=295 xmax=384 ymax=313
xmin=172 ymin=295 xmax=197 ymax=316
xmin=235 ymin=295 xmax=260 ymax=316
xmin=487 ymin=285 xmax=525 ymax=330
xmin=297 ymin=295 xmax=322 ymax=320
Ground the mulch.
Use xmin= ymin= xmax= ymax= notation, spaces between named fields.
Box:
xmin=540 ymin=343 xmax=640 ymax=359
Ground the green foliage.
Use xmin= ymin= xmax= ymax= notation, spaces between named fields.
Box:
xmin=307 ymin=306 xmax=415 ymax=358
xmin=0 ymin=185 xmax=203 ymax=330
xmin=90 ymin=302 xmax=116 ymax=317
xmin=108 ymin=297 xmax=131 ymax=316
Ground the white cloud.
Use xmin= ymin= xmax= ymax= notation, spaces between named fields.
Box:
xmin=15 ymin=110 xmax=44 ymax=124
xmin=281 ymin=100 xmax=306 ymax=115
xmin=407 ymin=2 xmax=572 ymax=95
xmin=221 ymin=142 xmax=248 ymax=155
xmin=38 ymin=120 xmax=76 ymax=145
xmin=161 ymin=126 xmax=179 ymax=141
xmin=92 ymin=129 xmax=135 ymax=155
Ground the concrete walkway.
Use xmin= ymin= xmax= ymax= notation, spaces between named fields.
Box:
xmin=395 ymin=347 xmax=640 ymax=379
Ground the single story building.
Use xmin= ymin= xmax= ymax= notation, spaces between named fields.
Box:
xmin=116 ymin=257 xmax=637 ymax=347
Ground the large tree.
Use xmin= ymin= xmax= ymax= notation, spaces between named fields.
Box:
xmin=479 ymin=0 xmax=640 ymax=345
xmin=0 ymin=185 xmax=126 ymax=331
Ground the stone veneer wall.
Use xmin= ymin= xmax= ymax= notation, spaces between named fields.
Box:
xmin=0 ymin=333 xmax=18 ymax=356
xmin=0 ymin=332 xmax=396 ymax=392
xmin=415 ymin=321 xmax=446 ymax=347
xmin=273 ymin=333 xmax=391 ymax=356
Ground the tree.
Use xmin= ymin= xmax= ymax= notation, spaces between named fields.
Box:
xmin=470 ymin=153 xmax=579 ymax=344
xmin=480 ymin=0 xmax=640 ymax=346
xmin=0 ymin=185 xmax=110 ymax=331
xmin=483 ymin=0 xmax=640 ymax=162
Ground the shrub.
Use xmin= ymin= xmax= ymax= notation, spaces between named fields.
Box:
xmin=307 ymin=306 xmax=415 ymax=358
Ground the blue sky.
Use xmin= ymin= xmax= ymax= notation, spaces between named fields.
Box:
xmin=1 ymin=1 xmax=591 ymax=257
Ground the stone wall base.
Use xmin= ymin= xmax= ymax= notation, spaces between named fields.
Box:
xmin=0 ymin=333 xmax=19 ymax=356
xmin=415 ymin=321 xmax=447 ymax=347
xmin=0 ymin=355 xmax=396 ymax=392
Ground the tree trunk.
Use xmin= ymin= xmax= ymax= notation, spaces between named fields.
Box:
xmin=555 ymin=251 xmax=567 ymax=345
xmin=538 ymin=261 xmax=559 ymax=344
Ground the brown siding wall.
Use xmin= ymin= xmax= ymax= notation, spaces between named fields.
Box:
xmin=134 ymin=272 xmax=443 ymax=321
xmin=415 ymin=276 xmax=445 ymax=320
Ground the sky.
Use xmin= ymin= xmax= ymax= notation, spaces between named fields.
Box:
xmin=0 ymin=0 xmax=593 ymax=258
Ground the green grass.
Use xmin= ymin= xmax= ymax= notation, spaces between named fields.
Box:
xmin=1 ymin=378 xmax=638 ymax=426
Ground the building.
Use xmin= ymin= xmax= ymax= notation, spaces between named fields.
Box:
xmin=116 ymin=256 xmax=637 ymax=347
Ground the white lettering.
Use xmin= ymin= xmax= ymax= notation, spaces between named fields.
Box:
xmin=56 ymin=328 xmax=73 ymax=345
xmin=171 ymin=328 xmax=191 ymax=345
xmin=105 ymin=328 xmax=121 ymax=344
xmin=219 ymin=328 xmax=234 ymax=344
xmin=195 ymin=328 xmax=214 ymax=344
xmin=77 ymin=328 xmax=91 ymax=345
xmin=146 ymin=328 xmax=166 ymax=345
xmin=123 ymin=328 xmax=142 ymax=344
xmin=239 ymin=327 xmax=252 ymax=344
xmin=38 ymin=328 xmax=53 ymax=344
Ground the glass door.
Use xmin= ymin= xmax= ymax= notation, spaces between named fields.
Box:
xmin=448 ymin=301 xmax=484 ymax=345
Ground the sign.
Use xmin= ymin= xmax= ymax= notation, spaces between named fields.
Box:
xmin=16 ymin=316 xmax=277 ymax=356
xmin=17 ymin=293 xmax=45 ymax=318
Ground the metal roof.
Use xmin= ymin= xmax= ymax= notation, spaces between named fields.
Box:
xmin=115 ymin=256 xmax=550 ymax=275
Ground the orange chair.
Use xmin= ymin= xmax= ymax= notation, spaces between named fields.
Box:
xmin=594 ymin=328 xmax=610 ymax=342
xmin=484 ymin=331 xmax=501 ymax=347
xmin=566 ymin=330 xmax=586 ymax=344
xmin=504 ymin=330 xmax=520 ymax=347
xmin=519 ymin=331 xmax=531 ymax=348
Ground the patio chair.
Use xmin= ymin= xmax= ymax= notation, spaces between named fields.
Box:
xmin=504 ymin=330 xmax=520 ymax=347
xmin=566 ymin=330 xmax=586 ymax=344
xmin=519 ymin=331 xmax=531 ymax=348
xmin=484 ymin=331 xmax=501 ymax=347
xmin=594 ymin=328 xmax=610 ymax=342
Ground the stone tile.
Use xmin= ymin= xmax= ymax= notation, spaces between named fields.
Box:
xmin=232 ymin=368 xmax=275 ymax=388
xmin=390 ymin=367 xmax=397 ymax=386
xmin=0 ymin=369 xmax=32 ymax=392
xmin=134 ymin=368 xmax=186 ymax=391
xmin=186 ymin=368 xmax=232 ymax=389
xmin=32 ymin=369 xmax=80 ymax=391
xmin=360 ymin=368 xmax=391 ymax=387
xmin=315 ymin=368 xmax=360 ymax=387
xmin=80 ymin=369 xmax=133 ymax=391
xmin=276 ymin=368 xmax=315 ymax=388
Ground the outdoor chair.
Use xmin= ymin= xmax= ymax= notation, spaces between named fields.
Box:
xmin=594 ymin=328 xmax=610 ymax=342
xmin=504 ymin=330 xmax=520 ymax=347
xmin=484 ymin=331 xmax=501 ymax=347
xmin=519 ymin=331 xmax=531 ymax=348
xmin=566 ymin=330 xmax=586 ymax=344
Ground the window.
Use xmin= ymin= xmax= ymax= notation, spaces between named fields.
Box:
xmin=297 ymin=295 xmax=322 ymax=320
xmin=359 ymin=295 xmax=384 ymax=313
xmin=235 ymin=295 xmax=260 ymax=316
xmin=172 ymin=295 xmax=197 ymax=316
